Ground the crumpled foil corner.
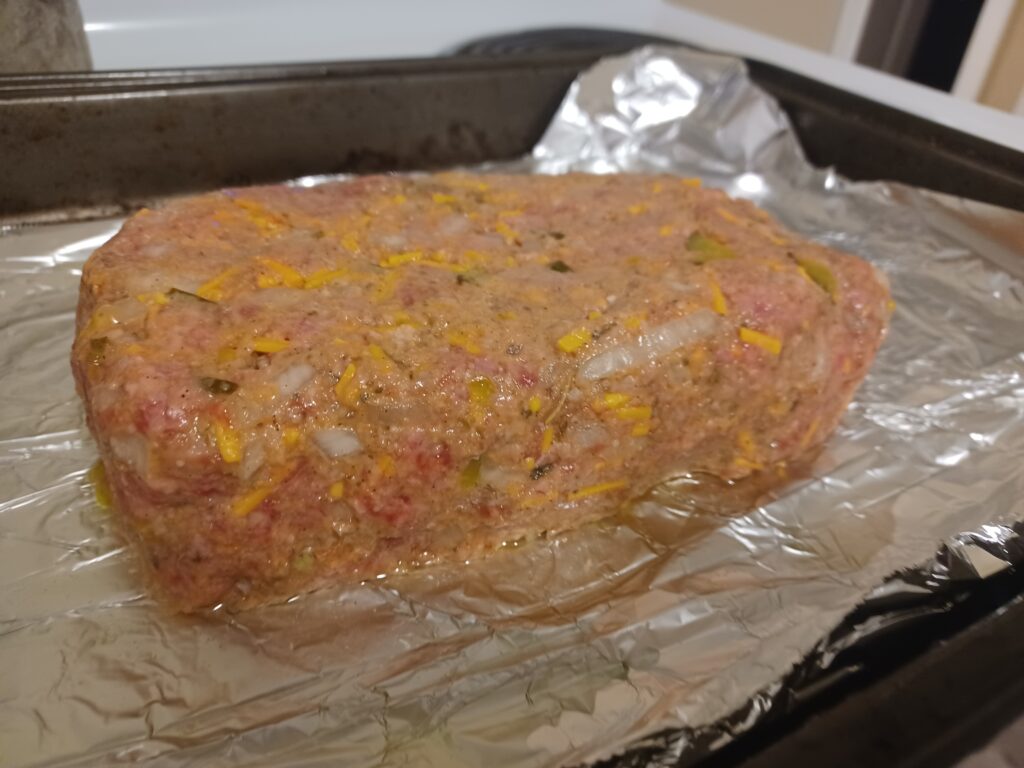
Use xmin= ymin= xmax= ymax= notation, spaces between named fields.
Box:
xmin=2 ymin=46 xmax=1023 ymax=767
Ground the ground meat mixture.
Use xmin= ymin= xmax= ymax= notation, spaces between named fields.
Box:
xmin=72 ymin=172 xmax=891 ymax=611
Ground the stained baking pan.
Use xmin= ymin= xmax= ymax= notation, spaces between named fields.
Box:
xmin=2 ymin=32 xmax=1023 ymax=222
xmin=2 ymin=29 xmax=1024 ymax=768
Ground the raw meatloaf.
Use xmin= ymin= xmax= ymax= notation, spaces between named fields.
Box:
xmin=73 ymin=173 xmax=891 ymax=611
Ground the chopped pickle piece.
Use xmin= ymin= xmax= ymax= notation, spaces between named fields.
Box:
xmin=329 ymin=480 xmax=346 ymax=500
xmin=460 ymin=457 xmax=482 ymax=488
xmin=468 ymin=376 xmax=496 ymax=405
xmin=795 ymin=256 xmax=838 ymax=299
xmin=88 ymin=337 xmax=108 ymax=365
xmin=549 ymin=260 xmax=573 ymax=273
xmin=88 ymin=461 xmax=112 ymax=509
xmin=292 ymin=550 xmax=315 ymax=572
xmin=200 ymin=377 xmax=238 ymax=394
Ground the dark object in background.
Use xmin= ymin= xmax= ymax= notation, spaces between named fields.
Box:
xmin=0 ymin=0 xmax=91 ymax=73
xmin=905 ymin=0 xmax=984 ymax=91
xmin=857 ymin=0 xmax=984 ymax=93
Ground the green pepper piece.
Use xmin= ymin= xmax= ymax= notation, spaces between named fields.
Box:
xmin=686 ymin=232 xmax=736 ymax=264
xmin=200 ymin=377 xmax=239 ymax=394
xmin=796 ymin=256 xmax=838 ymax=300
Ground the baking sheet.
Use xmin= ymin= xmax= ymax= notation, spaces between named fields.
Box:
xmin=2 ymin=46 xmax=1024 ymax=767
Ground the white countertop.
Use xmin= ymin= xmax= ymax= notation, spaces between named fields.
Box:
xmin=80 ymin=0 xmax=1024 ymax=154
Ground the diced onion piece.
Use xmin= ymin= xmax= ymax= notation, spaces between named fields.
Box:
xmin=240 ymin=440 xmax=265 ymax=480
xmin=313 ymin=427 xmax=363 ymax=458
xmin=277 ymin=363 xmax=314 ymax=395
xmin=578 ymin=309 xmax=718 ymax=381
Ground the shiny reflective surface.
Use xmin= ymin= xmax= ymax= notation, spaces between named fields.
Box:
xmin=2 ymin=47 xmax=1024 ymax=767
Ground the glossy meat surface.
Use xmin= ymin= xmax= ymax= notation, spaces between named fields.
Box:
xmin=72 ymin=173 xmax=890 ymax=611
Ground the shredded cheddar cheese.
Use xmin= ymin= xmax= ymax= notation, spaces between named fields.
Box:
xmin=716 ymin=206 xmax=741 ymax=224
xmin=305 ymin=268 xmax=350 ymax=289
xmin=541 ymin=426 xmax=555 ymax=454
xmin=556 ymin=327 xmax=590 ymax=354
xmin=232 ymin=486 xmax=272 ymax=517
xmin=136 ymin=292 xmax=169 ymax=306
xmin=708 ymin=277 xmax=728 ymax=315
xmin=601 ymin=392 xmax=631 ymax=410
xmin=212 ymin=420 xmax=242 ymax=464
xmin=447 ymin=330 xmax=481 ymax=355
xmin=616 ymin=405 xmax=652 ymax=421
xmin=335 ymin=363 xmax=360 ymax=408
xmin=568 ymin=480 xmax=628 ymax=501
xmin=739 ymin=326 xmax=782 ymax=356
xmin=195 ymin=266 xmax=243 ymax=302
xmin=251 ymin=337 xmax=290 ymax=354
xmin=658 ymin=225 xmax=674 ymax=237
xmin=257 ymin=258 xmax=305 ymax=288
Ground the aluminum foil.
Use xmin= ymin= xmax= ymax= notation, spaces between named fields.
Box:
xmin=3 ymin=46 xmax=1024 ymax=767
